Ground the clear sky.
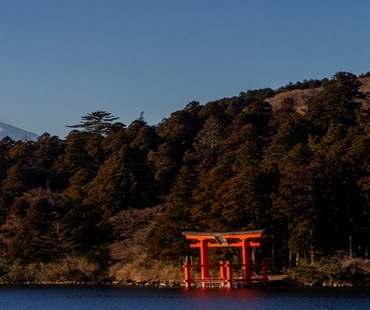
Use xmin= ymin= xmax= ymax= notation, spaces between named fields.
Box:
xmin=1 ymin=0 xmax=369 ymax=138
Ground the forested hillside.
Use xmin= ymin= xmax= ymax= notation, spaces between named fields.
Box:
xmin=0 ymin=71 xmax=370 ymax=283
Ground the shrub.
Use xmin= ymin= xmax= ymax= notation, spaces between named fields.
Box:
xmin=288 ymin=253 xmax=370 ymax=286
xmin=319 ymin=253 xmax=370 ymax=286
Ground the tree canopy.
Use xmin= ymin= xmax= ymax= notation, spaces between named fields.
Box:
xmin=0 ymin=71 xmax=370 ymax=281
xmin=67 ymin=111 xmax=120 ymax=136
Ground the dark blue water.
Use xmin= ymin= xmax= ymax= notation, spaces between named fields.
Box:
xmin=0 ymin=285 xmax=369 ymax=310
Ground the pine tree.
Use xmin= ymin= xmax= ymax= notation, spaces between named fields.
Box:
xmin=67 ymin=111 xmax=119 ymax=136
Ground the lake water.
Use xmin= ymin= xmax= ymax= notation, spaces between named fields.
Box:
xmin=0 ymin=285 xmax=369 ymax=310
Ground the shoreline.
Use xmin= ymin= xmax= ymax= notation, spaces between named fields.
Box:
xmin=0 ymin=274 xmax=364 ymax=288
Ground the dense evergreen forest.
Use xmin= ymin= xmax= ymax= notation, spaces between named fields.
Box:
xmin=0 ymin=71 xmax=370 ymax=283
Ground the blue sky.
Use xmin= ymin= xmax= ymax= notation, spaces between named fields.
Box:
xmin=1 ymin=0 xmax=369 ymax=138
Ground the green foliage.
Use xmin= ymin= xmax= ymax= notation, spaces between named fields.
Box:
xmin=288 ymin=254 xmax=370 ymax=286
xmin=287 ymin=263 xmax=324 ymax=285
xmin=239 ymin=88 xmax=274 ymax=103
xmin=305 ymin=72 xmax=362 ymax=134
xmin=277 ymin=78 xmax=328 ymax=92
xmin=320 ymin=256 xmax=370 ymax=285
xmin=0 ymin=255 xmax=99 ymax=283
xmin=67 ymin=111 xmax=119 ymax=136
xmin=0 ymin=72 xmax=369 ymax=282
xmin=32 ymin=222 xmax=79 ymax=262
xmin=1 ymin=189 xmax=67 ymax=262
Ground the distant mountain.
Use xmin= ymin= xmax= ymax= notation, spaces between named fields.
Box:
xmin=0 ymin=122 xmax=39 ymax=141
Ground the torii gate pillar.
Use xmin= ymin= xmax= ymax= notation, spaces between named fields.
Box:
xmin=241 ymin=239 xmax=251 ymax=284
xmin=200 ymin=239 xmax=210 ymax=279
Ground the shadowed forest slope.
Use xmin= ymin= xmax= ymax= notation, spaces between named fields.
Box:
xmin=0 ymin=71 xmax=370 ymax=282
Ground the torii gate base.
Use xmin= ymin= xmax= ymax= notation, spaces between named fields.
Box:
xmin=182 ymin=231 xmax=268 ymax=288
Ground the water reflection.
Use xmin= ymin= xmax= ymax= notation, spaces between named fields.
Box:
xmin=180 ymin=287 xmax=370 ymax=310
xmin=0 ymin=286 xmax=369 ymax=310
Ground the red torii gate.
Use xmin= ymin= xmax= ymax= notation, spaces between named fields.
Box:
xmin=182 ymin=230 xmax=268 ymax=288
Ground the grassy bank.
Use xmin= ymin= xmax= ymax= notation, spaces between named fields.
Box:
xmin=286 ymin=254 xmax=370 ymax=287
xmin=2 ymin=252 xmax=370 ymax=288
xmin=0 ymin=255 xmax=183 ymax=286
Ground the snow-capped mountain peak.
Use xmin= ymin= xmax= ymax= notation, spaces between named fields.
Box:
xmin=0 ymin=122 xmax=39 ymax=141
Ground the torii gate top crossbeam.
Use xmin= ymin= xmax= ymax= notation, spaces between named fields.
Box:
xmin=182 ymin=230 xmax=263 ymax=240
xmin=182 ymin=230 xmax=264 ymax=247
